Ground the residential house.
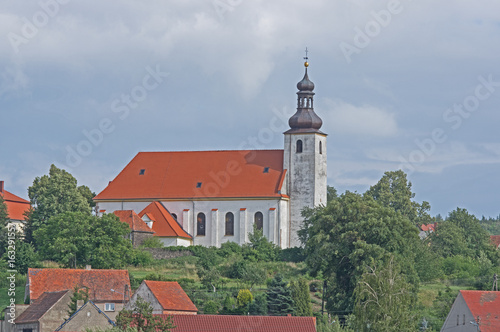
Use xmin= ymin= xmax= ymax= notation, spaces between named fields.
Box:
xmin=156 ymin=314 xmax=317 ymax=332
xmin=14 ymin=290 xmax=72 ymax=332
xmin=125 ymin=280 xmax=197 ymax=315
xmin=94 ymin=62 xmax=328 ymax=249
xmin=26 ymin=268 xmax=131 ymax=321
xmin=419 ymin=223 xmax=436 ymax=240
xmin=0 ymin=181 xmax=31 ymax=234
xmin=55 ymin=301 xmax=115 ymax=332
xmin=139 ymin=202 xmax=193 ymax=247
xmin=113 ymin=210 xmax=155 ymax=247
xmin=440 ymin=290 xmax=500 ymax=332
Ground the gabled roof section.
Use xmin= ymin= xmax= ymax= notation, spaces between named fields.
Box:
xmin=94 ymin=150 xmax=285 ymax=201
xmin=420 ymin=223 xmax=436 ymax=232
xmin=144 ymin=280 xmax=197 ymax=312
xmin=28 ymin=268 xmax=130 ymax=303
xmin=15 ymin=290 xmax=70 ymax=324
xmin=114 ymin=210 xmax=154 ymax=233
xmin=55 ymin=301 xmax=115 ymax=331
xmin=0 ymin=187 xmax=31 ymax=221
xmin=156 ymin=314 xmax=317 ymax=332
xmin=461 ymin=290 xmax=500 ymax=331
xmin=139 ymin=202 xmax=192 ymax=239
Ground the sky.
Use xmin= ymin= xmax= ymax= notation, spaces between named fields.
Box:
xmin=1 ymin=0 xmax=500 ymax=218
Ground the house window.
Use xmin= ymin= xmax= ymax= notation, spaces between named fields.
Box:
xmin=319 ymin=141 xmax=322 ymax=154
xmin=263 ymin=167 xmax=269 ymax=173
xmin=139 ymin=169 xmax=145 ymax=175
xmin=105 ymin=303 xmax=115 ymax=311
xmin=22 ymin=329 xmax=33 ymax=332
xmin=463 ymin=314 xmax=465 ymax=325
xmin=172 ymin=213 xmax=177 ymax=220
xmin=296 ymin=140 xmax=303 ymax=153
xmin=457 ymin=315 xmax=459 ymax=326
xmin=196 ymin=182 xmax=202 ymax=188
xmin=225 ymin=212 xmax=234 ymax=236
xmin=254 ymin=212 xmax=263 ymax=231
xmin=197 ymin=213 xmax=206 ymax=236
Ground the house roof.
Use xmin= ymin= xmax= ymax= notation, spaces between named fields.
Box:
xmin=15 ymin=290 xmax=70 ymax=324
xmin=114 ymin=210 xmax=155 ymax=233
xmin=0 ymin=188 xmax=31 ymax=221
xmin=156 ymin=314 xmax=317 ymax=332
xmin=28 ymin=268 xmax=130 ymax=303
xmin=420 ymin=223 xmax=436 ymax=232
xmin=139 ymin=202 xmax=192 ymax=239
xmin=490 ymin=235 xmax=500 ymax=248
xmin=55 ymin=301 xmax=115 ymax=331
xmin=144 ymin=280 xmax=197 ymax=312
xmin=94 ymin=150 xmax=286 ymax=201
xmin=461 ymin=290 xmax=500 ymax=331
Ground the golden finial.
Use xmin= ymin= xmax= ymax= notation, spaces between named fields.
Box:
xmin=304 ymin=47 xmax=309 ymax=67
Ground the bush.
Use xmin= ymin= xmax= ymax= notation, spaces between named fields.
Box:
xmin=227 ymin=260 xmax=248 ymax=279
xmin=141 ymin=237 xmax=164 ymax=248
xmin=280 ymin=247 xmax=305 ymax=262
xmin=219 ymin=242 xmax=242 ymax=257
xmin=237 ymin=289 xmax=254 ymax=307
xmin=204 ymin=300 xmax=220 ymax=314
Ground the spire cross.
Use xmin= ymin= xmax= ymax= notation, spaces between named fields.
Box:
xmin=304 ymin=47 xmax=309 ymax=61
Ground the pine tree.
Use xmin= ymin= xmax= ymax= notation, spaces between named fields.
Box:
xmin=291 ymin=279 xmax=313 ymax=316
xmin=267 ymin=274 xmax=294 ymax=316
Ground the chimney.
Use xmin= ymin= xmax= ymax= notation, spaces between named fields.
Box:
xmin=77 ymin=299 xmax=84 ymax=309
xmin=0 ymin=181 xmax=4 ymax=193
xmin=85 ymin=265 xmax=91 ymax=270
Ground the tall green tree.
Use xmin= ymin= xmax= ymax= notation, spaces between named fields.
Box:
xmin=300 ymin=191 xmax=420 ymax=313
xmin=267 ymin=274 xmax=294 ymax=316
xmin=25 ymin=164 xmax=92 ymax=243
xmin=365 ymin=170 xmax=431 ymax=225
xmin=116 ymin=296 xmax=175 ymax=332
xmin=291 ymin=279 xmax=313 ymax=316
xmin=353 ymin=256 xmax=416 ymax=332
xmin=34 ymin=211 xmax=133 ymax=268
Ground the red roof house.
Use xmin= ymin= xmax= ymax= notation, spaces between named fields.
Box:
xmin=156 ymin=314 xmax=317 ymax=332
xmin=113 ymin=210 xmax=155 ymax=247
xmin=139 ymin=202 xmax=192 ymax=246
xmin=441 ymin=290 xmax=500 ymax=332
xmin=0 ymin=180 xmax=31 ymax=233
xmin=26 ymin=268 xmax=131 ymax=321
xmin=125 ymin=280 xmax=197 ymax=315
xmin=490 ymin=235 xmax=500 ymax=249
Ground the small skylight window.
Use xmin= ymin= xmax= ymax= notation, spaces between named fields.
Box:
xmin=139 ymin=169 xmax=145 ymax=175
xmin=263 ymin=167 xmax=269 ymax=173
xmin=196 ymin=182 xmax=202 ymax=188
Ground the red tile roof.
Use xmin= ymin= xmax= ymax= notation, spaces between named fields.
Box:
xmin=420 ymin=223 xmax=436 ymax=232
xmin=139 ymin=202 xmax=191 ymax=239
xmin=28 ymin=268 xmax=130 ymax=303
xmin=114 ymin=210 xmax=155 ymax=233
xmin=156 ymin=314 xmax=317 ymax=332
xmin=144 ymin=280 xmax=197 ymax=313
xmin=16 ymin=290 xmax=70 ymax=324
xmin=94 ymin=150 xmax=286 ymax=201
xmin=490 ymin=235 xmax=500 ymax=248
xmin=461 ymin=290 xmax=500 ymax=332
xmin=1 ymin=188 xmax=31 ymax=221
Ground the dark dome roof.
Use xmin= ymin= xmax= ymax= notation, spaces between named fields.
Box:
xmin=296 ymin=69 xmax=315 ymax=91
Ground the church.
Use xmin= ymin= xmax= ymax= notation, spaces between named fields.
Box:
xmin=94 ymin=59 xmax=327 ymax=248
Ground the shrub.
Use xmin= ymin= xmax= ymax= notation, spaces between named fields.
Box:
xmin=237 ymin=289 xmax=254 ymax=307
xmin=204 ymin=300 xmax=220 ymax=314
xmin=141 ymin=237 xmax=163 ymax=248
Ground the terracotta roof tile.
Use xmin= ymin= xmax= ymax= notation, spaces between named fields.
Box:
xmin=156 ymin=314 xmax=317 ymax=332
xmin=1 ymin=189 xmax=31 ymax=221
xmin=461 ymin=290 xmax=500 ymax=332
xmin=94 ymin=150 xmax=285 ymax=201
xmin=28 ymin=268 xmax=130 ymax=303
xmin=144 ymin=280 xmax=197 ymax=312
xmin=114 ymin=210 xmax=154 ymax=233
xmin=490 ymin=235 xmax=500 ymax=248
xmin=15 ymin=290 xmax=70 ymax=324
xmin=139 ymin=202 xmax=191 ymax=239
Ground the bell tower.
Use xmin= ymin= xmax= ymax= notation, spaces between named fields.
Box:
xmin=284 ymin=53 xmax=327 ymax=247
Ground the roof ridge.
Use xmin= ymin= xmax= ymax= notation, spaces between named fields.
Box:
xmin=137 ymin=149 xmax=285 ymax=153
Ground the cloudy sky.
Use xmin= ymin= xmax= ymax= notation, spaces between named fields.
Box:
xmin=1 ymin=0 xmax=500 ymax=218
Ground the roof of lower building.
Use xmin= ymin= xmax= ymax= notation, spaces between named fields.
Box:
xmin=114 ymin=210 xmax=155 ymax=233
xmin=139 ymin=202 xmax=191 ymax=239
xmin=15 ymin=290 xmax=70 ymax=324
xmin=156 ymin=314 xmax=317 ymax=332
xmin=461 ymin=290 xmax=500 ymax=331
xmin=94 ymin=150 xmax=286 ymax=201
xmin=0 ymin=185 xmax=31 ymax=221
xmin=28 ymin=268 xmax=130 ymax=303
xmin=144 ymin=280 xmax=197 ymax=312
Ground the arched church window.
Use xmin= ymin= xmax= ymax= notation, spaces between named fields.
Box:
xmin=225 ymin=212 xmax=234 ymax=236
xmin=254 ymin=212 xmax=263 ymax=231
xmin=319 ymin=141 xmax=322 ymax=154
xmin=197 ymin=213 xmax=206 ymax=236
xmin=296 ymin=140 xmax=303 ymax=153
